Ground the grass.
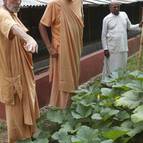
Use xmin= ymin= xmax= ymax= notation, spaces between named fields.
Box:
xmin=127 ymin=52 xmax=143 ymax=71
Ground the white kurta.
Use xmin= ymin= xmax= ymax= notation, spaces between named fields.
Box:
xmin=101 ymin=11 xmax=140 ymax=82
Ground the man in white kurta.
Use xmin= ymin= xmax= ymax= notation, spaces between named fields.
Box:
xmin=101 ymin=2 xmax=141 ymax=84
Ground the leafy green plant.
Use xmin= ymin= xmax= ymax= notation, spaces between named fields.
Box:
xmin=17 ymin=69 xmax=143 ymax=143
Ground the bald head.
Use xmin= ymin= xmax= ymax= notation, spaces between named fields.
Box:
xmin=109 ymin=2 xmax=120 ymax=15
xmin=3 ymin=0 xmax=21 ymax=13
xmin=110 ymin=0 xmax=121 ymax=4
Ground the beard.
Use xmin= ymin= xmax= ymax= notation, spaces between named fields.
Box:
xmin=6 ymin=4 xmax=20 ymax=13
xmin=114 ymin=11 xmax=119 ymax=15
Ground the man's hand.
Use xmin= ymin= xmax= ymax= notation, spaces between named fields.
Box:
xmin=48 ymin=44 xmax=58 ymax=58
xmin=11 ymin=25 xmax=38 ymax=53
xmin=104 ymin=50 xmax=110 ymax=58
xmin=24 ymin=38 xmax=38 ymax=53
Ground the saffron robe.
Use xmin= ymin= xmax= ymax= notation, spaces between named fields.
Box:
xmin=0 ymin=6 xmax=40 ymax=143
xmin=40 ymin=0 xmax=84 ymax=108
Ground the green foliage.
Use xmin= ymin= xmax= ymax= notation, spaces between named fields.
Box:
xmin=71 ymin=126 xmax=101 ymax=143
xmin=52 ymin=128 xmax=71 ymax=143
xmin=102 ymin=128 xmax=127 ymax=141
xmin=115 ymin=90 xmax=141 ymax=109
xmin=18 ymin=70 xmax=143 ymax=143
xmin=131 ymin=105 xmax=143 ymax=123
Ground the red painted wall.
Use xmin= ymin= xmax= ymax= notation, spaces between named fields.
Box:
xmin=0 ymin=35 xmax=140 ymax=120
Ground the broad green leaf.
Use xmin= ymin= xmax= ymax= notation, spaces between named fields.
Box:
xmin=78 ymin=94 xmax=97 ymax=107
xmin=46 ymin=109 xmax=64 ymax=124
xmin=32 ymin=128 xmax=41 ymax=138
xmin=100 ymin=139 xmax=113 ymax=143
xmin=116 ymin=111 xmax=130 ymax=121
xmin=128 ymin=70 xmax=141 ymax=78
xmin=120 ymin=121 xmax=143 ymax=137
xmin=101 ymin=88 xmax=113 ymax=96
xmin=75 ymin=104 xmax=92 ymax=118
xmin=102 ymin=129 xmax=127 ymax=141
xmin=71 ymin=137 xmax=85 ymax=143
xmin=71 ymin=126 xmax=100 ymax=143
xmin=100 ymin=108 xmax=119 ymax=120
xmin=117 ymin=136 xmax=131 ymax=143
xmin=112 ymin=83 xmax=129 ymax=90
xmin=115 ymin=90 xmax=140 ymax=109
xmin=127 ymin=122 xmax=143 ymax=137
xmin=52 ymin=129 xmax=71 ymax=143
xmin=61 ymin=122 xmax=73 ymax=132
xmin=120 ymin=120 xmax=133 ymax=132
xmin=131 ymin=105 xmax=143 ymax=123
xmin=91 ymin=113 xmax=102 ymax=120
xmin=129 ymin=70 xmax=143 ymax=80
xmin=125 ymin=82 xmax=142 ymax=91
xmin=71 ymin=111 xmax=82 ymax=119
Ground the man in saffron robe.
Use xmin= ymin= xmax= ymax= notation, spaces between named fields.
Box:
xmin=39 ymin=0 xmax=84 ymax=108
xmin=0 ymin=0 xmax=40 ymax=142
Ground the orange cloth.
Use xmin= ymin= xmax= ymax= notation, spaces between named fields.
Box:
xmin=40 ymin=0 xmax=84 ymax=108
xmin=0 ymin=6 xmax=40 ymax=143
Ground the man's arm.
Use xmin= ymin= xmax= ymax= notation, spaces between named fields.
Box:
xmin=39 ymin=23 xmax=51 ymax=49
xmin=11 ymin=24 xmax=38 ymax=53
xmin=102 ymin=18 xmax=108 ymax=50
xmin=125 ymin=12 xmax=140 ymax=31
xmin=101 ymin=18 xmax=110 ymax=58
xmin=39 ymin=22 xmax=58 ymax=57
